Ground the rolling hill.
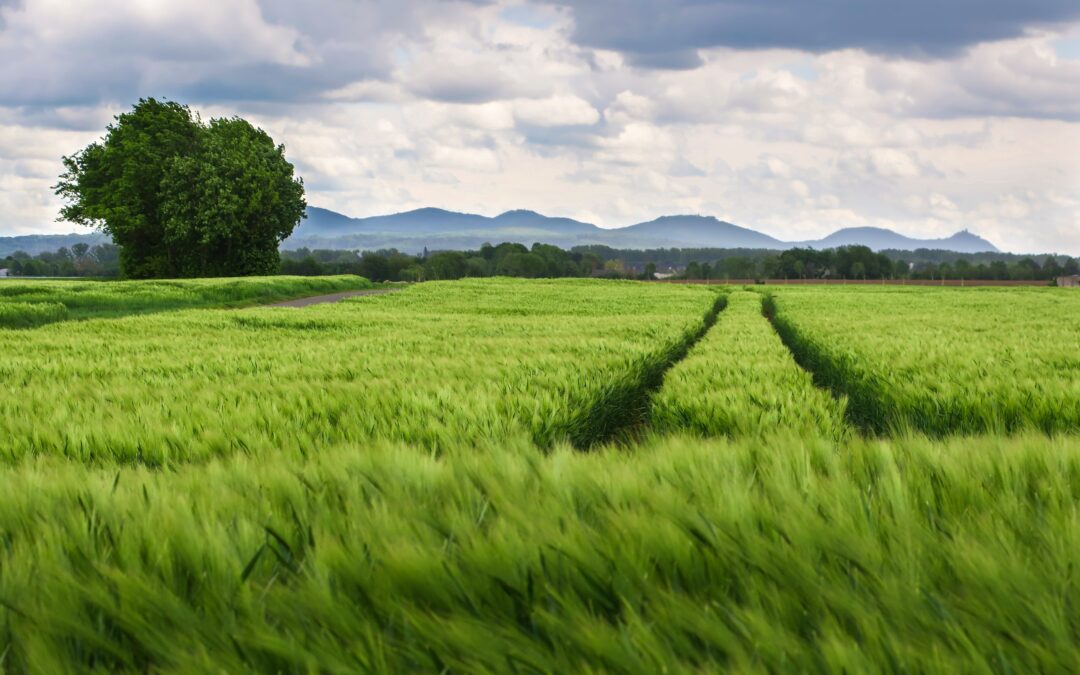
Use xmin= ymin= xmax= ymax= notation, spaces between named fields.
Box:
xmin=791 ymin=227 xmax=998 ymax=253
xmin=289 ymin=207 xmax=999 ymax=254
xmin=1 ymin=207 xmax=1001 ymax=258
xmin=0 ymin=232 xmax=109 ymax=257
xmin=619 ymin=215 xmax=785 ymax=249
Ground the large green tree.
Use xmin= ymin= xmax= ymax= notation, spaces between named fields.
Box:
xmin=55 ymin=98 xmax=305 ymax=278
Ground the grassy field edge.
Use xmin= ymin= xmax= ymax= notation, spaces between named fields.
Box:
xmin=0 ymin=275 xmax=376 ymax=329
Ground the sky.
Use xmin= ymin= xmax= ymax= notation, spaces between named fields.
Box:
xmin=0 ymin=0 xmax=1078 ymax=254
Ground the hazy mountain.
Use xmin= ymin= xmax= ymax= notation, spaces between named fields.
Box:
xmin=491 ymin=210 xmax=597 ymax=235
xmin=299 ymin=207 xmax=597 ymax=237
xmin=792 ymin=227 xmax=998 ymax=254
xmin=303 ymin=206 xmax=358 ymax=233
xmin=0 ymin=232 xmax=108 ymax=257
xmin=287 ymin=207 xmax=1000 ymax=254
xmin=620 ymin=215 xmax=785 ymax=249
xmin=2 ymin=208 xmax=1001 ymax=259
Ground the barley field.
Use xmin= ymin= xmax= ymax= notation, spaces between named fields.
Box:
xmin=766 ymin=286 xmax=1080 ymax=435
xmin=0 ymin=275 xmax=373 ymax=328
xmin=651 ymin=290 xmax=848 ymax=439
xmin=1 ymin=277 xmax=1078 ymax=673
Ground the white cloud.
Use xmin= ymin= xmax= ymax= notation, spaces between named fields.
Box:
xmin=514 ymin=95 xmax=599 ymax=127
xmin=0 ymin=0 xmax=320 ymax=105
xmin=789 ymin=179 xmax=810 ymax=198
xmin=765 ymin=157 xmax=792 ymax=178
xmin=425 ymin=145 xmax=502 ymax=172
xmin=603 ymin=91 xmax=656 ymax=126
xmin=864 ymin=34 xmax=1080 ymax=120
xmin=980 ymin=194 xmax=1034 ymax=219
xmin=595 ymin=123 xmax=677 ymax=166
xmin=0 ymin=1 xmax=1077 ymax=255
xmin=868 ymin=148 xmax=922 ymax=178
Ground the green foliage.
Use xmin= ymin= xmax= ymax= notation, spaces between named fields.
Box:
xmin=1 ymin=243 xmax=120 ymax=278
xmin=494 ymin=251 xmax=548 ymax=277
xmin=767 ymin=286 xmax=1080 ymax=434
xmin=55 ymin=99 xmax=199 ymax=278
xmin=161 ymin=118 xmax=306 ymax=277
xmin=55 ymin=98 xmax=305 ymax=278
xmin=0 ymin=275 xmax=371 ymax=326
xmin=574 ymin=244 xmax=1079 ymax=281
xmin=280 ymin=241 xmax=605 ymax=281
xmin=422 ymin=251 xmax=470 ymax=280
xmin=651 ymin=291 xmax=848 ymax=438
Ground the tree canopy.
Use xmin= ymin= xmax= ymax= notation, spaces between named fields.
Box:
xmin=55 ymin=98 xmax=305 ymax=278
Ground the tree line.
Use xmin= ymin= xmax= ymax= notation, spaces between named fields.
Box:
xmin=579 ymin=244 xmax=1079 ymax=281
xmin=282 ymin=243 xmax=1078 ymax=282
xmin=754 ymin=247 xmax=1078 ymax=281
xmin=2 ymin=243 xmax=121 ymax=277
xmin=281 ymin=242 xmax=614 ymax=281
xmin=906 ymin=256 xmax=1078 ymax=281
xmin=6 ymin=240 xmax=1077 ymax=282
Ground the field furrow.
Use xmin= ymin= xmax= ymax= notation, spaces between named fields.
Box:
xmin=651 ymin=290 xmax=848 ymax=438
xmin=766 ymin=286 xmax=1080 ymax=435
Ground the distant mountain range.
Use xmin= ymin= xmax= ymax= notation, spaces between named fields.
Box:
xmin=285 ymin=206 xmax=1000 ymax=254
xmin=1 ymin=207 xmax=1000 ymax=257
xmin=0 ymin=232 xmax=109 ymax=257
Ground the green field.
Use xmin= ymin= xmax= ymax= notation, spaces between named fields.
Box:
xmin=0 ymin=279 xmax=717 ymax=462
xmin=1 ymin=278 xmax=1078 ymax=672
xmin=766 ymin=286 xmax=1080 ymax=435
xmin=0 ymin=275 xmax=373 ymax=328
xmin=651 ymin=290 xmax=848 ymax=439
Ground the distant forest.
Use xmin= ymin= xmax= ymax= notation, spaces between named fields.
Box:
xmin=3 ymin=241 xmax=1078 ymax=282
xmin=2 ymin=243 xmax=120 ymax=278
xmin=281 ymin=244 xmax=1079 ymax=282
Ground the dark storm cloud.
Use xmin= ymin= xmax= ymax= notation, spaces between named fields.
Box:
xmin=0 ymin=59 xmax=356 ymax=109
xmin=176 ymin=64 xmax=352 ymax=104
xmin=406 ymin=70 xmax=518 ymax=104
xmin=0 ymin=0 xmax=416 ymax=107
xmin=545 ymin=0 xmax=1080 ymax=67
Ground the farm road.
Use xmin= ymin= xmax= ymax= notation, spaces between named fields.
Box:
xmin=267 ymin=288 xmax=400 ymax=308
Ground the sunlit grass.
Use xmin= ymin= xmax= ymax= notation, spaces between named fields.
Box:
xmin=0 ymin=275 xmax=373 ymax=327
xmin=0 ymin=300 xmax=68 ymax=328
xmin=0 ymin=278 xmax=718 ymax=463
xmin=652 ymin=290 xmax=848 ymax=438
xmin=766 ymin=286 xmax=1080 ymax=435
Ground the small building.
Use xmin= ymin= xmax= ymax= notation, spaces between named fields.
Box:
xmin=1057 ymin=275 xmax=1080 ymax=288
xmin=0 ymin=269 xmax=9 ymax=278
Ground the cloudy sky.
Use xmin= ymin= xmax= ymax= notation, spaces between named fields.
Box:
xmin=1 ymin=0 xmax=1079 ymax=253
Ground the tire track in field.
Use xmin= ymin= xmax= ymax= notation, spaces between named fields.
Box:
xmin=264 ymin=288 xmax=401 ymax=307
xmin=760 ymin=292 xmax=880 ymax=436
xmin=646 ymin=290 xmax=851 ymax=440
xmin=573 ymin=291 xmax=728 ymax=449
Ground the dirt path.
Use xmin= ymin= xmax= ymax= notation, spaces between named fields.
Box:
xmin=267 ymin=288 xmax=400 ymax=308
